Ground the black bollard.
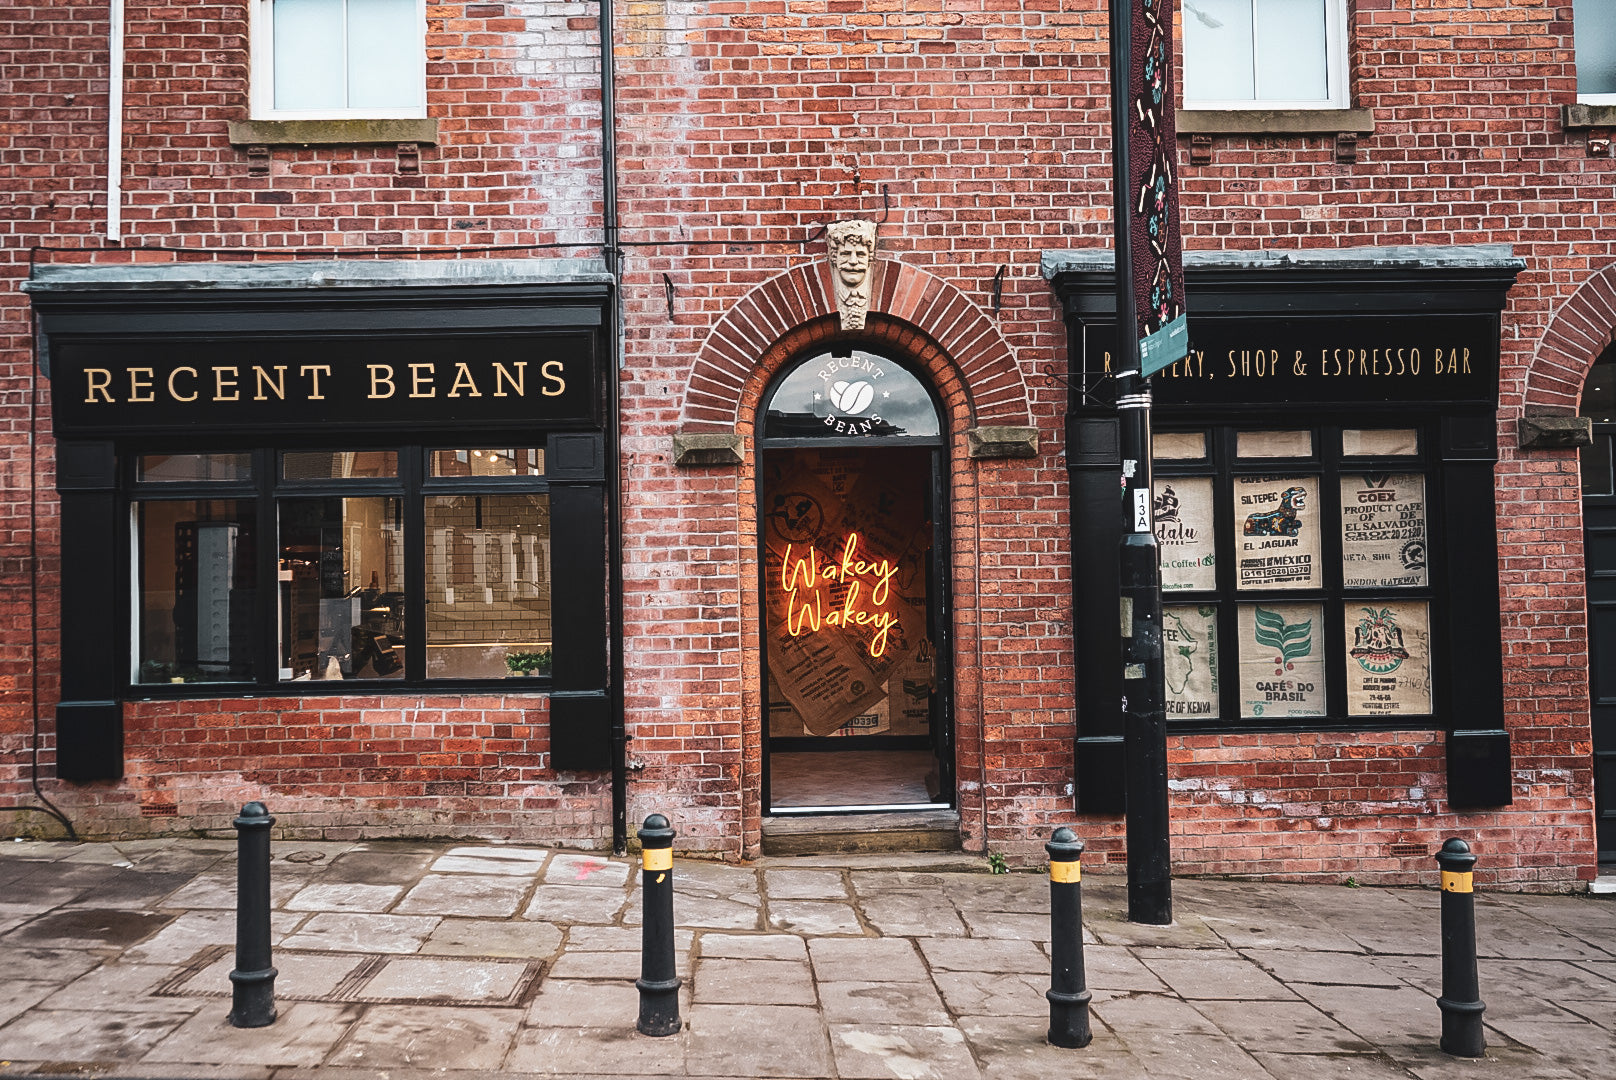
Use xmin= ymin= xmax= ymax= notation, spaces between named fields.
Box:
xmin=1435 ymin=837 xmax=1485 ymax=1057
xmin=636 ymin=813 xmax=681 ymax=1036
xmin=1045 ymin=827 xmax=1093 ymax=1048
xmin=229 ymin=801 xmax=277 ymax=1028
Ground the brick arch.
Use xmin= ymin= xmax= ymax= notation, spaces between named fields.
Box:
xmin=679 ymin=257 xmax=1030 ymax=431
xmin=1525 ymin=261 xmax=1616 ymax=412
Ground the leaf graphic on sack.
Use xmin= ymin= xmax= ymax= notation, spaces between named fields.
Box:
xmin=1253 ymin=607 xmax=1313 ymax=661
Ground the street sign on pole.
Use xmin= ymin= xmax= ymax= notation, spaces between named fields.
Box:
xmin=1108 ymin=0 xmax=1185 ymax=926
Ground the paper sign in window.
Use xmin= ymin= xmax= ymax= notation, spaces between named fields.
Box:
xmin=1232 ymin=475 xmax=1321 ymax=590
xmin=1164 ymin=605 xmax=1220 ymax=720
xmin=1155 ymin=477 xmax=1217 ymax=592
xmin=1339 ymin=474 xmax=1428 ymax=588
xmin=1346 ymin=602 xmax=1432 ymax=716
xmin=1237 ymin=603 xmax=1326 ymax=719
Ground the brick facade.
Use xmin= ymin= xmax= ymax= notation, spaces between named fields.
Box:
xmin=2 ymin=1 xmax=1608 ymax=888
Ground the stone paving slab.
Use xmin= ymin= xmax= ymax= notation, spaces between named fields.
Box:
xmin=0 ymin=839 xmax=1611 ymax=1079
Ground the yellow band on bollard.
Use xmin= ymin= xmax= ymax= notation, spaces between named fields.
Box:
xmin=1441 ymin=870 xmax=1473 ymax=893
xmin=1050 ymin=860 xmax=1082 ymax=884
xmin=643 ymin=848 xmax=673 ymax=873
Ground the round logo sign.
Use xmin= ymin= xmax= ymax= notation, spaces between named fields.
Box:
xmin=829 ymin=379 xmax=875 ymax=415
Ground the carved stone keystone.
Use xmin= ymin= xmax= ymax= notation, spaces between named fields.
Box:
xmin=826 ymin=219 xmax=877 ymax=331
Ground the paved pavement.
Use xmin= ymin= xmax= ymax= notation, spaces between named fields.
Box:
xmin=0 ymin=836 xmax=1611 ymax=1079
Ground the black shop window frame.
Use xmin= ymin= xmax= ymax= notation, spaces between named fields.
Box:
xmin=1150 ymin=420 xmax=1446 ymax=733
xmin=121 ymin=441 xmax=564 ymax=695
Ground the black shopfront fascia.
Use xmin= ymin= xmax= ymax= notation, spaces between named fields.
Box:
xmin=30 ymin=279 xmax=616 ymax=780
xmin=1050 ymin=251 xmax=1522 ymax=814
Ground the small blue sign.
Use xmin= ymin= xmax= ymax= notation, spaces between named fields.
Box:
xmin=1139 ymin=314 xmax=1189 ymax=378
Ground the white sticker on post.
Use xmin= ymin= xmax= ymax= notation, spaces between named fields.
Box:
xmin=1133 ymin=488 xmax=1150 ymax=532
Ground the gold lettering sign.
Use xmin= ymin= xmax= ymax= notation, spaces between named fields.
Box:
xmin=73 ymin=360 xmax=561 ymax=408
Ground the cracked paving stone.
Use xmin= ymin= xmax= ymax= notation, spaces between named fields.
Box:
xmin=830 ymin=1024 xmax=982 ymax=1080
xmin=326 ymin=1003 xmax=523 ymax=1069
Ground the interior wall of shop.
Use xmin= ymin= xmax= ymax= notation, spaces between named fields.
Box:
xmin=0 ymin=2 xmax=1607 ymax=885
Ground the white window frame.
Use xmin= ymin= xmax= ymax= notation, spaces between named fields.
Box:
xmin=1183 ymin=0 xmax=1351 ymax=112
xmin=249 ymin=0 xmax=428 ymax=121
xmin=1575 ymin=0 xmax=1616 ymax=105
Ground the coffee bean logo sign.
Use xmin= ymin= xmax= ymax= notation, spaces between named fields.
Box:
xmin=829 ymin=379 xmax=875 ymax=414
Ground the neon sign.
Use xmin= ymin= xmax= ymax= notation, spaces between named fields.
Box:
xmin=779 ymin=532 xmax=899 ymax=658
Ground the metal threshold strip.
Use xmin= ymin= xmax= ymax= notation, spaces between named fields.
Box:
xmin=767 ymin=802 xmax=953 ymax=816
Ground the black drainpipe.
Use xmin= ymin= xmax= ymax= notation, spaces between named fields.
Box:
xmin=599 ymin=0 xmax=628 ymax=855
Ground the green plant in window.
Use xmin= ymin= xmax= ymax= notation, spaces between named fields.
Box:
xmin=505 ymin=650 xmax=553 ymax=677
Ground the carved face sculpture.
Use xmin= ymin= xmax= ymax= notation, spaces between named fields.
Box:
xmin=834 ymin=235 xmax=871 ymax=286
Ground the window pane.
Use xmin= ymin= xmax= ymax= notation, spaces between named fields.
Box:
xmin=273 ymin=0 xmax=346 ymax=111
xmin=1232 ymin=475 xmax=1322 ymax=589
xmin=763 ymin=351 xmax=941 ymax=438
xmin=1237 ymin=430 xmax=1312 ymax=458
xmin=1238 ymin=602 xmax=1325 ymax=718
xmin=347 ymin=0 xmax=422 ymax=110
xmin=1154 ymin=431 xmax=1206 ymax=461
xmin=1340 ymin=474 xmax=1428 ymax=588
xmin=1254 ymin=0 xmax=1330 ymax=101
xmin=283 ymin=451 xmax=399 ymax=480
xmin=138 ymin=453 xmax=253 ymax=483
xmin=430 ymin=448 xmax=544 ymax=477
xmin=1164 ymin=604 xmax=1220 ymax=720
xmin=1156 ymin=477 xmax=1218 ymax=591
xmin=1184 ymin=0 xmax=1256 ymax=102
xmin=279 ymin=497 xmax=406 ymax=681
xmin=1585 ymin=359 xmax=1616 ymax=423
xmin=426 ymin=494 xmax=552 ymax=679
xmin=1583 ymin=435 xmax=1614 ymax=498
xmin=1576 ymin=0 xmax=1616 ymax=96
xmin=136 ymin=500 xmax=256 ymax=683
xmin=1346 ymin=602 xmax=1432 ymax=716
xmin=1342 ymin=429 xmax=1419 ymax=457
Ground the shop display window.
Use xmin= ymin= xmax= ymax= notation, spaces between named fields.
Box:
xmin=1153 ymin=425 xmax=1437 ymax=726
xmin=128 ymin=445 xmax=552 ymax=690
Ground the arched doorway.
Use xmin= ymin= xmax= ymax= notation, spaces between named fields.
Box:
xmin=1581 ymin=335 xmax=1616 ymax=864
xmin=757 ymin=346 xmax=955 ymax=815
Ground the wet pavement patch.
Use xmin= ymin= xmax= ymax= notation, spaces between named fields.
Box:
xmin=11 ymin=909 xmax=175 ymax=947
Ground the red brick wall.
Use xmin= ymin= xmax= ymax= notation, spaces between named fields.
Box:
xmin=0 ymin=2 xmax=1607 ymax=887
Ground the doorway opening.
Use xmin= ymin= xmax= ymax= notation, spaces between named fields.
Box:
xmin=1579 ymin=339 xmax=1616 ymax=866
xmin=757 ymin=348 xmax=954 ymax=815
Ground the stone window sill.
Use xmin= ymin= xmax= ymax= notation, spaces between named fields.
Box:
xmin=1176 ymin=108 xmax=1376 ymax=136
xmin=227 ymin=118 xmax=439 ymax=147
xmin=1564 ymin=104 xmax=1616 ymax=129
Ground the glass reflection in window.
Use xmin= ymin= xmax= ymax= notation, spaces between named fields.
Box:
xmin=763 ymin=351 xmax=940 ymax=439
xmin=136 ymin=500 xmax=256 ymax=683
xmin=429 ymin=448 xmax=543 ymax=478
xmin=283 ymin=451 xmax=399 ymax=481
xmin=278 ymin=497 xmax=405 ymax=681
xmin=138 ymin=454 xmax=253 ymax=483
xmin=425 ymin=494 xmax=552 ymax=679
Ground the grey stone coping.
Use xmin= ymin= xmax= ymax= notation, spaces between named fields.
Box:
xmin=1564 ymin=103 xmax=1616 ymax=129
xmin=1519 ymin=412 xmax=1593 ymax=450
xmin=24 ymin=258 xmax=613 ymax=293
xmin=227 ymin=117 xmax=439 ymax=146
xmin=966 ymin=426 xmax=1039 ymax=459
xmin=1177 ymin=107 xmax=1376 ymax=135
xmin=1040 ymin=244 xmax=1524 ymax=280
xmin=672 ymin=432 xmax=746 ymax=467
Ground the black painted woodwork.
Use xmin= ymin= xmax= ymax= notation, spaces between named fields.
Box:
xmin=30 ymin=280 xmax=615 ymax=782
xmin=1052 ymin=256 xmax=1520 ymax=811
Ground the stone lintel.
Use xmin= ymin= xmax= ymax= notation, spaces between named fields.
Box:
xmin=1518 ymin=412 xmax=1592 ymax=450
xmin=228 ymin=118 xmax=440 ymax=147
xmin=967 ymin=426 xmax=1039 ymax=459
xmin=672 ymin=432 xmax=745 ymax=467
